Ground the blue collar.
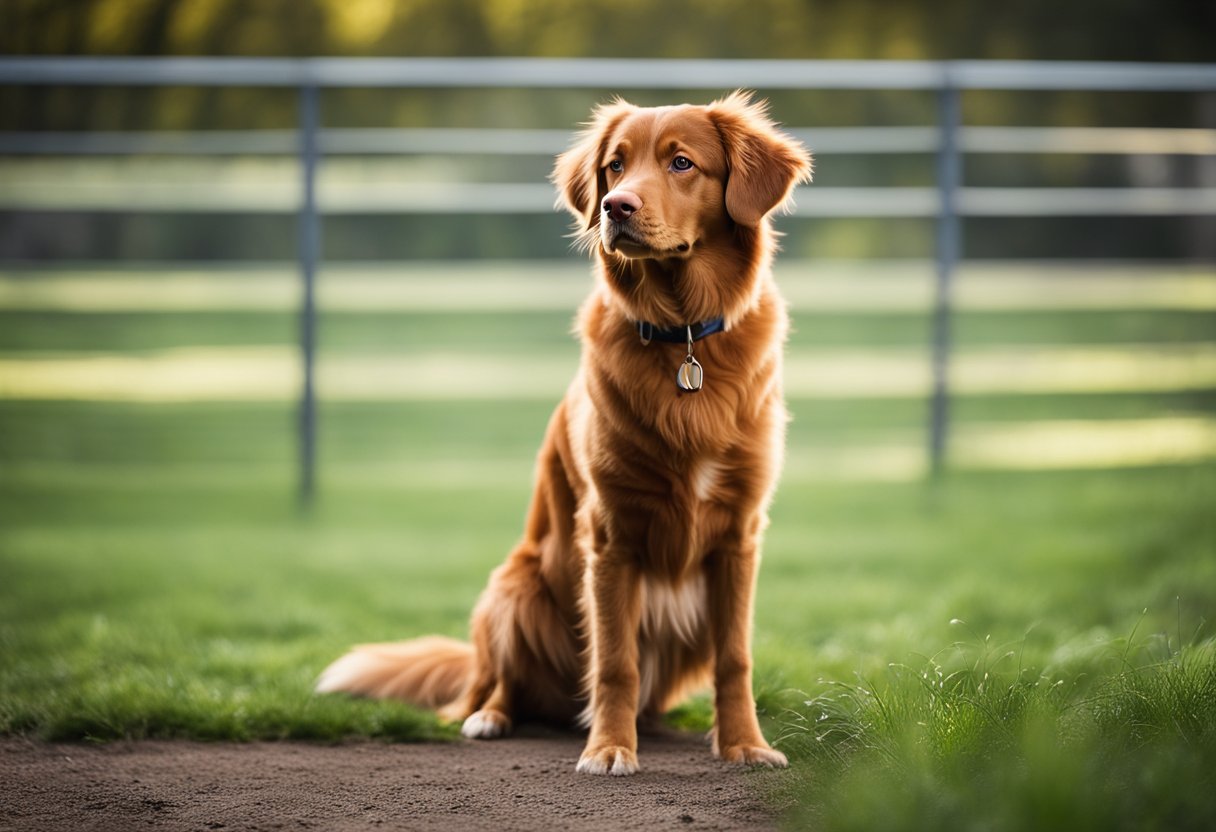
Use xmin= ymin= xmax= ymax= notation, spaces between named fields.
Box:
xmin=636 ymin=317 xmax=726 ymax=345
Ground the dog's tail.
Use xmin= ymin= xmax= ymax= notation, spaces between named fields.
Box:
xmin=315 ymin=636 xmax=473 ymax=708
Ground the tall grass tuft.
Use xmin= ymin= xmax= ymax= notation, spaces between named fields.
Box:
xmin=769 ymin=622 xmax=1216 ymax=831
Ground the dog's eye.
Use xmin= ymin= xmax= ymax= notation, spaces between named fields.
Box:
xmin=671 ymin=156 xmax=694 ymax=172
xmin=608 ymin=160 xmax=624 ymax=173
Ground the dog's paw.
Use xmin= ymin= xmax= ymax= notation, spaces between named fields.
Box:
xmin=576 ymin=745 xmax=639 ymax=776
xmin=436 ymin=702 xmax=467 ymax=724
xmin=716 ymin=744 xmax=788 ymax=768
xmin=460 ymin=708 xmax=512 ymax=740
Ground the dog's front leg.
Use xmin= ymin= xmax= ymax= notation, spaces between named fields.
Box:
xmin=707 ymin=533 xmax=788 ymax=768
xmin=576 ymin=547 xmax=642 ymax=776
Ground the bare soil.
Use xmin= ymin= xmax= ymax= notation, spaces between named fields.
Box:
xmin=0 ymin=727 xmax=785 ymax=831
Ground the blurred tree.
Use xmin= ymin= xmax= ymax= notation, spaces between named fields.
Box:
xmin=2 ymin=0 xmax=1213 ymax=61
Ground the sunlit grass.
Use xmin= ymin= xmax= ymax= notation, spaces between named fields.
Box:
xmin=4 ymin=345 xmax=1215 ymax=403
xmin=765 ymin=629 xmax=1216 ymax=832
xmin=1 ymin=398 xmax=1213 ymax=828
xmin=3 ymin=261 xmax=1213 ymax=314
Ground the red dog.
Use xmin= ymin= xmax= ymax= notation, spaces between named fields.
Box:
xmin=319 ymin=91 xmax=812 ymax=775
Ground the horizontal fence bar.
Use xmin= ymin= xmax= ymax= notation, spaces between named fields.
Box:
xmin=950 ymin=60 xmax=1216 ymax=91
xmin=958 ymin=187 xmax=1216 ymax=216
xmin=960 ymin=126 xmax=1216 ymax=155
xmin=0 ymin=129 xmax=300 ymax=155
xmin=3 ymin=126 xmax=1214 ymax=157
xmin=1 ymin=58 xmax=1215 ymax=91
xmin=0 ymin=57 xmax=946 ymax=89
xmin=2 ymin=181 xmax=1214 ymax=216
xmin=319 ymin=127 xmax=570 ymax=155
xmin=0 ymin=128 xmax=574 ymax=156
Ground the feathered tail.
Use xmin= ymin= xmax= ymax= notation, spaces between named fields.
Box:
xmin=315 ymin=636 xmax=473 ymax=708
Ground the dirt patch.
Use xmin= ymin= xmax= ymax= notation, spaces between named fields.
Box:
xmin=0 ymin=727 xmax=785 ymax=831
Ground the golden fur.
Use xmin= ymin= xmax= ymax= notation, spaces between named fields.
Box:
xmin=317 ymin=91 xmax=812 ymax=775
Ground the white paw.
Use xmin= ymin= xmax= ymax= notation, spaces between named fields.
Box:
xmin=460 ymin=709 xmax=511 ymax=739
xmin=576 ymin=745 xmax=639 ymax=776
xmin=717 ymin=744 xmax=788 ymax=768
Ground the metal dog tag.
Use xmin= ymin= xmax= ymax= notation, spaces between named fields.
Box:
xmin=677 ymin=355 xmax=703 ymax=392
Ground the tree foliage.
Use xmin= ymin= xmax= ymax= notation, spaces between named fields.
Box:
xmin=3 ymin=0 xmax=1214 ymax=62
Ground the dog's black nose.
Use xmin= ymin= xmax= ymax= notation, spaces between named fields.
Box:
xmin=602 ymin=191 xmax=641 ymax=223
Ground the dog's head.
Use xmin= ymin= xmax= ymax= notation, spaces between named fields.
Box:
xmin=553 ymin=91 xmax=812 ymax=261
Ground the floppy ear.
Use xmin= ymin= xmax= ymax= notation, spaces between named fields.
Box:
xmin=707 ymin=91 xmax=813 ymax=227
xmin=551 ymin=99 xmax=634 ymax=230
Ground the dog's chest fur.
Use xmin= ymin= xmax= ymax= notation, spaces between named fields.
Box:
xmin=639 ymin=571 xmax=706 ymax=645
xmin=569 ymin=291 xmax=786 ymax=582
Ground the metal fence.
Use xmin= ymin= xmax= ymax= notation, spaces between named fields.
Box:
xmin=2 ymin=57 xmax=1215 ymax=502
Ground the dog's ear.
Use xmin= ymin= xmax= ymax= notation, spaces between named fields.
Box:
xmin=552 ymin=99 xmax=634 ymax=230
xmin=707 ymin=91 xmax=813 ymax=227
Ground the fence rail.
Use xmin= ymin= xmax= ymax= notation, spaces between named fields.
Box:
xmin=4 ymin=57 xmax=1216 ymax=90
xmin=4 ymin=182 xmax=1214 ymax=217
xmin=2 ymin=57 xmax=1214 ymax=501
xmin=4 ymin=126 xmax=1216 ymax=156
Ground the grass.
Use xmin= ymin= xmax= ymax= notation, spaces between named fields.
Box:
xmin=1 ymin=262 xmax=1215 ymax=828
xmin=4 ymin=309 xmax=1214 ymax=354
xmin=768 ymin=633 xmax=1216 ymax=831
xmin=1 ymin=403 xmax=1213 ymax=829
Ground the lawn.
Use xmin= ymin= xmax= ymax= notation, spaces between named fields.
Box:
xmin=1 ymin=261 xmax=1214 ymax=829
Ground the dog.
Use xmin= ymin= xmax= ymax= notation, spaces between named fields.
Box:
xmin=317 ymin=91 xmax=812 ymax=776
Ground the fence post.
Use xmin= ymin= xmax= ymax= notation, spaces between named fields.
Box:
xmin=298 ymin=81 xmax=320 ymax=507
xmin=929 ymin=69 xmax=960 ymax=479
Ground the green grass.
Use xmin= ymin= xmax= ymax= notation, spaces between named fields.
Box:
xmin=3 ymin=309 xmax=1213 ymax=354
xmin=1 ymin=401 xmax=1213 ymax=829
xmin=767 ymin=634 xmax=1216 ymax=831
xmin=749 ymin=462 xmax=1216 ymax=831
xmin=1 ymin=279 xmax=1215 ymax=828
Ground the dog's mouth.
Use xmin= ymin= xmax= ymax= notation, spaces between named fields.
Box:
xmin=607 ymin=232 xmax=652 ymax=258
xmin=603 ymin=225 xmax=691 ymax=259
